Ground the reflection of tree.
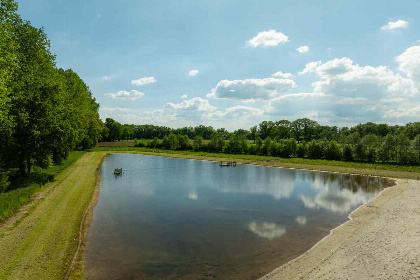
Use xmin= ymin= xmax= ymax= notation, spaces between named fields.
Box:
xmin=302 ymin=170 xmax=394 ymax=194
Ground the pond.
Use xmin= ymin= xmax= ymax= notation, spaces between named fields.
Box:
xmin=85 ymin=154 xmax=394 ymax=280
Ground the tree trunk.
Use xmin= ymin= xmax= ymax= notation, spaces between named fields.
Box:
xmin=26 ymin=154 xmax=31 ymax=175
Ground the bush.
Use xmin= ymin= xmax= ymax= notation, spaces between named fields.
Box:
xmin=343 ymin=145 xmax=353 ymax=161
xmin=307 ymin=140 xmax=323 ymax=159
xmin=134 ymin=139 xmax=147 ymax=147
xmin=296 ymin=143 xmax=306 ymax=158
xmin=0 ymin=173 xmax=10 ymax=193
xmin=147 ymin=137 xmax=160 ymax=148
xmin=324 ymin=141 xmax=341 ymax=160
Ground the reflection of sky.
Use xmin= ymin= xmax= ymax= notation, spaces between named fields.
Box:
xmin=90 ymin=154 xmax=390 ymax=279
xmin=248 ymin=221 xmax=286 ymax=239
xmin=296 ymin=216 xmax=307 ymax=225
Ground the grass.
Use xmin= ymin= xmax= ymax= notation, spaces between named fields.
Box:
xmin=0 ymin=151 xmax=106 ymax=280
xmin=0 ymin=151 xmax=86 ymax=222
xmin=91 ymin=146 xmax=420 ymax=179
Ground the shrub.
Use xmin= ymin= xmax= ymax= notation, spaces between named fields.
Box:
xmin=343 ymin=145 xmax=353 ymax=161
xmin=0 ymin=173 xmax=10 ymax=193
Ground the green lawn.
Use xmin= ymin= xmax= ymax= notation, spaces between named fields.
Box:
xmin=0 ymin=151 xmax=86 ymax=221
xmin=0 ymin=151 xmax=106 ymax=280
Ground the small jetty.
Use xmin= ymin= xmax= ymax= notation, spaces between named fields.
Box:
xmin=114 ymin=168 xmax=123 ymax=175
xmin=219 ymin=161 xmax=237 ymax=167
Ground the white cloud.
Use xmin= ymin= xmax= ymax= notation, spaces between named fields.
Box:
xmin=164 ymin=97 xmax=216 ymax=112
xmin=131 ymin=76 xmax=157 ymax=86
xmin=101 ymin=75 xmax=112 ymax=81
xmin=272 ymin=71 xmax=293 ymax=78
xmin=381 ymin=20 xmax=408 ymax=31
xmin=204 ymin=105 xmax=264 ymax=120
xmin=296 ymin=46 xmax=309 ymax=53
xmin=248 ymin=222 xmax=286 ymax=239
xmin=106 ymin=90 xmax=145 ymax=100
xmin=181 ymin=94 xmax=188 ymax=99
xmin=110 ymin=109 xmax=178 ymax=127
xmin=102 ymin=107 xmax=132 ymax=112
xmin=396 ymin=45 xmax=420 ymax=87
xmin=298 ymin=61 xmax=321 ymax=75
xmin=207 ymin=78 xmax=296 ymax=101
xmin=247 ymin=30 xmax=289 ymax=47
xmin=273 ymin=55 xmax=419 ymax=124
xmin=188 ymin=69 xmax=199 ymax=77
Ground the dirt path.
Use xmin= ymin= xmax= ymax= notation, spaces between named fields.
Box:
xmin=0 ymin=152 xmax=106 ymax=280
xmin=261 ymin=178 xmax=420 ymax=280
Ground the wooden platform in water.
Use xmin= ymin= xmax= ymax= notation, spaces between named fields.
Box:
xmin=219 ymin=161 xmax=237 ymax=167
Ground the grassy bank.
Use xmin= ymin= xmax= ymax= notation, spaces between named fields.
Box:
xmin=0 ymin=151 xmax=86 ymax=221
xmin=0 ymin=152 xmax=106 ymax=279
xmin=92 ymin=146 xmax=420 ymax=179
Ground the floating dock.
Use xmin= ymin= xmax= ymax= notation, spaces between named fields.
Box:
xmin=219 ymin=161 xmax=237 ymax=167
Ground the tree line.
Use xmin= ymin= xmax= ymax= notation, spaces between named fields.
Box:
xmin=0 ymin=1 xmax=104 ymax=191
xmin=104 ymin=117 xmax=420 ymax=165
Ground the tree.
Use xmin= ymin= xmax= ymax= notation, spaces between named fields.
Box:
xmin=324 ymin=141 xmax=341 ymax=161
xmin=291 ymin=118 xmax=319 ymax=142
xmin=412 ymin=135 xmax=420 ymax=164
xmin=250 ymin=126 xmax=258 ymax=143
xmin=193 ymin=135 xmax=204 ymax=151
xmin=208 ymin=133 xmax=224 ymax=152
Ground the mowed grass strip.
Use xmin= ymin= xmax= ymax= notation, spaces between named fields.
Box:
xmin=0 ymin=152 xmax=106 ymax=280
xmin=92 ymin=147 xmax=420 ymax=179
xmin=0 ymin=151 xmax=87 ymax=221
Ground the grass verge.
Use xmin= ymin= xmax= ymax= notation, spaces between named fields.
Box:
xmin=0 ymin=151 xmax=86 ymax=221
xmin=92 ymin=146 xmax=420 ymax=179
xmin=0 ymin=152 xmax=107 ymax=280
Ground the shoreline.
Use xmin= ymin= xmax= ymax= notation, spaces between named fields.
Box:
xmin=259 ymin=178 xmax=401 ymax=279
xmin=76 ymin=151 xmax=414 ymax=279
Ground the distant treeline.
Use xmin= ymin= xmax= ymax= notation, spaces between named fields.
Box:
xmin=104 ymin=118 xmax=420 ymax=165
xmin=0 ymin=1 xmax=103 ymax=190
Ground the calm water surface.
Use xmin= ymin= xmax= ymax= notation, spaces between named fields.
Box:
xmin=86 ymin=154 xmax=394 ymax=279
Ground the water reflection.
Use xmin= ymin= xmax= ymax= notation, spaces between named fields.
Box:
xmin=86 ymin=154 xmax=393 ymax=280
xmin=248 ymin=221 xmax=287 ymax=239
xmin=296 ymin=216 xmax=307 ymax=225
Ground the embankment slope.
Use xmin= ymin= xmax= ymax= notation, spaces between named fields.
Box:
xmin=0 ymin=152 xmax=105 ymax=280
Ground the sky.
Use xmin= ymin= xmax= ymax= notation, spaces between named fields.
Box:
xmin=18 ymin=0 xmax=420 ymax=131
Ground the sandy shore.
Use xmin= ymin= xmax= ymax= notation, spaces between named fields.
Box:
xmin=260 ymin=178 xmax=420 ymax=280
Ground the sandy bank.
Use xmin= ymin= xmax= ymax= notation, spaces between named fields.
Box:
xmin=261 ymin=178 xmax=420 ymax=280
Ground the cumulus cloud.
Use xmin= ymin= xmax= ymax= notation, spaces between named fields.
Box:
xmin=188 ymin=69 xmax=199 ymax=77
xmin=207 ymin=78 xmax=296 ymax=101
xmin=248 ymin=222 xmax=286 ymax=239
xmin=102 ymin=107 xmax=132 ymax=112
xmin=131 ymin=76 xmax=157 ymax=86
xmin=203 ymin=105 xmax=264 ymax=120
xmin=268 ymin=52 xmax=420 ymax=124
xmin=247 ymin=30 xmax=289 ymax=47
xmin=381 ymin=20 xmax=408 ymax=31
xmin=106 ymin=90 xmax=145 ymax=100
xmin=101 ymin=75 xmax=112 ymax=81
xmin=296 ymin=46 xmax=309 ymax=53
xmin=110 ymin=109 xmax=179 ymax=127
xmin=181 ymin=94 xmax=188 ymax=99
xmin=164 ymin=97 xmax=216 ymax=112
xmin=272 ymin=71 xmax=293 ymax=78
xmin=396 ymin=45 xmax=420 ymax=86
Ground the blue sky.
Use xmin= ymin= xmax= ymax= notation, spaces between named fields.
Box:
xmin=19 ymin=0 xmax=420 ymax=130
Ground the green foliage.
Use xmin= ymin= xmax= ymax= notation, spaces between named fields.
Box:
xmin=0 ymin=1 xmax=103 ymax=190
xmin=193 ymin=135 xmax=204 ymax=151
xmin=343 ymin=145 xmax=353 ymax=161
